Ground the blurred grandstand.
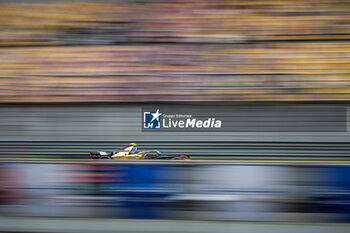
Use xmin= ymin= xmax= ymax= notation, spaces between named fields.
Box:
xmin=1 ymin=0 xmax=350 ymax=102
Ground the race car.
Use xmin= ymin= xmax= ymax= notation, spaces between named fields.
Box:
xmin=90 ymin=143 xmax=191 ymax=160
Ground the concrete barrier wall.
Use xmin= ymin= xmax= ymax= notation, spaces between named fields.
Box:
xmin=0 ymin=103 xmax=348 ymax=141
xmin=0 ymin=103 xmax=349 ymax=158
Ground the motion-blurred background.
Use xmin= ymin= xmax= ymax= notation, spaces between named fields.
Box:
xmin=0 ymin=0 xmax=350 ymax=232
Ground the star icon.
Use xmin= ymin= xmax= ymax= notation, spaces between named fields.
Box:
xmin=151 ymin=109 xmax=162 ymax=122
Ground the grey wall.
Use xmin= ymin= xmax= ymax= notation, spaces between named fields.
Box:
xmin=0 ymin=103 xmax=349 ymax=141
xmin=0 ymin=103 xmax=349 ymax=158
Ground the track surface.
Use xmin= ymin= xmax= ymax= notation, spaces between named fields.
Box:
xmin=0 ymin=217 xmax=349 ymax=233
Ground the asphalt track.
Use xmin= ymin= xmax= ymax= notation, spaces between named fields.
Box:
xmin=1 ymin=158 xmax=350 ymax=164
xmin=0 ymin=217 xmax=349 ymax=233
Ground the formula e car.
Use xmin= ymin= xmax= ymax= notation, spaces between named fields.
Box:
xmin=90 ymin=143 xmax=190 ymax=160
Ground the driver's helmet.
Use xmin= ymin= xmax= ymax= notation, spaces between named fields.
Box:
xmin=130 ymin=142 xmax=137 ymax=147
